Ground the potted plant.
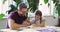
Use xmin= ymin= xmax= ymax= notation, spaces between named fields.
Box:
xmin=44 ymin=0 xmax=60 ymax=26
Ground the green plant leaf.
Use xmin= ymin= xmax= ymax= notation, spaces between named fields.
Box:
xmin=0 ymin=14 xmax=5 ymax=20
xmin=3 ymin=0 xmax=7 ymax=4
xmin=8 ymin=5 xmax=17 ymax=14
xmin=48 ymin=3 xmax=50 ymax=7
xmin=53 ymin=0 xmax=59 ymax=4
xmin=44 ymin=0 xmax=48 ymax=4
xmin=56 ymin=4 xmax=60 ymax=16
xmin=27 ymin=0 xmax=39 ymax=13
xmin=13 ymin=0 xmax=22 ymax=7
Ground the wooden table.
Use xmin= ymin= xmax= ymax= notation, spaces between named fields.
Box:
xmin=0 ymin=26 xmax=60 ymax=32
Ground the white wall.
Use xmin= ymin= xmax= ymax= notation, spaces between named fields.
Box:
xmin=0 ymin=18 xmax=7 ymax=29
xmin=44 ymin=16 xmax=58 ymax=26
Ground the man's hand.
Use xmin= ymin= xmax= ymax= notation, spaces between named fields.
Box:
xmin=22 ymin=20 xmax=31 ymax=26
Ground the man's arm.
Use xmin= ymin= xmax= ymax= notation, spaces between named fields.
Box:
xmin=22 ymin=18 xmax=32 ymax=26
xmin=8 ymin=19 xmax=27 ymax=30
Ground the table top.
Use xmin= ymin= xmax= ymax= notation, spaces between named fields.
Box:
xmin=0 ymin=26 xmax=60 ymax=32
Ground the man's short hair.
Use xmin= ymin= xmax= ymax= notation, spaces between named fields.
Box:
xmin=18 ymin=3 xmax=27 ymax=9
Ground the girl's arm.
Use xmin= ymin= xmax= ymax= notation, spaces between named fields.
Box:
xmin=32 ymin=19 xmax=45 ymax=27
xmin=40 ymin=19 xmax=45 ymax=27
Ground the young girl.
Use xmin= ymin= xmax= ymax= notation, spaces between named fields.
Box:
xmin=31 ymin=10 xmax=45 ymax=27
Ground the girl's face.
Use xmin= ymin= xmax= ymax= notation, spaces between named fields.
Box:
xmin=35 ymin=15 xmax=41 ymax=20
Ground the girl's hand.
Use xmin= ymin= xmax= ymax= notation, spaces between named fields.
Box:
xmin=32 ymin=24 xmax=41 ymax=27
xmin=32 ymin=24 xmax=38 ymax=27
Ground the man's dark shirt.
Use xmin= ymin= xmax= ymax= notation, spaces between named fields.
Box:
xmin=6 ymin=11 xmax=27 ymax=28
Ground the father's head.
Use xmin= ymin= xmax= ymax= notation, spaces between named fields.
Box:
xmin=18 ymin=3 xmax=27 ymax=14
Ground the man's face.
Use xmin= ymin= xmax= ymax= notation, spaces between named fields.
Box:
xmin=21 ymin=8 xmax=27 ymax=14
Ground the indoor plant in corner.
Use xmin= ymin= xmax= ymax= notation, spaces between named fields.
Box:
xmin=44 ymin=0 xmax=60 ymax=26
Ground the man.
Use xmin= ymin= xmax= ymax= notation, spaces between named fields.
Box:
xmin=7 ymin=3 xmax=31 ymax=30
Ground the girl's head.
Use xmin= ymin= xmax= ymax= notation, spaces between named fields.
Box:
xmin=35 ymin=10 xmax=42 ymax=20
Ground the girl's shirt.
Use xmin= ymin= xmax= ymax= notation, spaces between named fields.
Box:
xmin=30 ymin=17 xmax=45 ymax=25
